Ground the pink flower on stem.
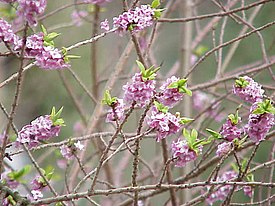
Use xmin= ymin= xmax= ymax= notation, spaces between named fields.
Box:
xmin=0 ymin=18 xmax=21 ymax=49
xmin=233 ymin=76 xmax=264 ymax=103
xmin=123 ymin=73 xmax=156 ymax=108
xmin=106 ymin=98 xmax=125 ymax=122
xmin=216 ymin=142 xmax=232 ymax=157
xmin=17 ymin=0 xmax=47 ymax=26
xmin=220 ymin=116 xmax=242 ymax=142
xmin=147 ymin=106 xmax=181 ymax=142
xmin=245 ymin=101 xmax=274 ymax=143
xmin=100 ymin=19 xmax=110 ymax=31
xmin=157 ymin=76 xmax=191 ymax=108
xmin=206 ymin=171 xmax=237 ymax=205
xmin=171 ymin=138 xmax=201 ymax=167
xmin=35 ymin=46 xmax=70 ymax=69
xmin=113 ymin=5 xmax=155 ymax=35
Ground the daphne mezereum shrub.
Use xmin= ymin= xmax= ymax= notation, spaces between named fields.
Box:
xmin=0 ymin=0 xmax=274 ymax=205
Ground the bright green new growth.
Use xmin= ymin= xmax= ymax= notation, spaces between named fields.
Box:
xmin=154 ymin=101 xmax=169 ymax=113
xmin=168 ymin=78 xmax=192 ymax=96
xmin=235 ymin=77 xmax=249 ymax=88
xmin=50 ymin=107 xmax=65 ymax=126
xmin=252 ymin=99 xmax=275 ymax=115
xmin=136 ymin=60 xmax=160 ymax=81
xmin=102 ymin=90 xmax=117 ymax=106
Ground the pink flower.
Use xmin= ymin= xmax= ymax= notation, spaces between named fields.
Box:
xmin=106 ymin=98 xmax=125 ymax=122
xmin=123 ymin=73 xmax=156 ymax=107
xmin=216 ymin=142 xmax=232 ymax=157
xmin=0 ymin=18 xmax=21 ymax=49
xmin=17 ymin=115 xmax=61 ymax=148
xmin=158 ymin=76 xmax=184 ymax=108
xmin=220 ymin=119 xmax=242 ymax=142
xmin=25 ymin=32 xmax=44 ymax=57
xmin=100 ymin=19 xmax=110 ymax=31
xmin=35 ymin=46 xmax=70 ymax=69
xmin=206 ymin=171 xmax=237 ymax=205
xmin=171 ymin=138 xmax=201 ymax=167
xmin=113 ymin=5 xmax=155 ymax=35
xmin=233 ymin=76 xmax=264 ymax=103
xmin=17 ymin=0 xmax=47 ymax=26
xmin=60 ymin=145 xmax=74 ymax=160
xmin=245 ymin=110 xmax=274 ymax=143
xmin=147 ymin=107 xmax=181 ymax=142
xmin=243 ymin=186 xmax=252 ymax=197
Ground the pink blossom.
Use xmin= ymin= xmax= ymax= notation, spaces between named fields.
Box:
xmin=113 ymin=5 xmax=155 ymax=35
xmin=233 ymin=76 xmax=264 ymax=103
xmin=220 ymin=119 xmax=242 ymax=141
xmin=158 ymin=76 xmax=184 ymax=108
xmin=123 ymin=73 xmax=156 ymax=107
xmin=206 ymin=171 xmax=237 ymax=205
xmin=106 ymin=98 xmax=125 ymax=122
xmin=216 ymin=142 xmax=232 ymax=157
xmin=245 ymin=109 xmax=274 ymax=143
xmin=0 ymin=18 xmax=21 ymax=49
xmin=17 ymin=0 xmax=47 ymax=26
xmin=35 ymin=46 xmax=70 ymax=69
xmin=171 ymin=138 xmax=202 ymax=167
xmin=60 ymin=145 xmax=74 ymax=160
xmin=17 ymin=115 xmax=61 ymax=148
xmin=147 ymin=107 xmax=181 ymax=142
xmin=100 ymin=19 xmax=110 ymax=31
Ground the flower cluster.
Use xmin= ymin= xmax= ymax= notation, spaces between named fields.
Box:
xmin=171 ymin=138 xmax=202 ymax=167
xmin=244 ymin=101 xmax=274 ymax=142
xmin=17 ymin=0 xmax=47 ymax=26
xmin=216 ymin=142 xmax=232 ymax=157
xmin=220 ymin=118 xmax=242 ymax=141
xmin=0 ymin=18 xmax=21 ymax=49
xmin=106 ymin=98 xmax=125 ymax=122
xmin=17 ymin=115 xmax=61 ymax=148
xmin=147 ymin=107 xmax=181 ymax=142
xmin=157 ymin=76 xmax=185 ymax=108
xmin=113 ymin=5 xmax=155 ymax=35
xmin=206 ymin=171 xmax=237 ymax=205
xmin=36 ymin=46 xmax=70 ymax=69
xmin=233 ymin=76 xmax=264 ymax=103
xmin=60 ymin=141 xmax=84 ymax=160
xmin=123 ymin=72 xmax=156 ymax=107
xmin=25 ymin=32 xmax=44 ymax=57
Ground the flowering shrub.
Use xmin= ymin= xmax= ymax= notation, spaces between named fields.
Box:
xmin=0 ymin=0 xmax=274 ymax=205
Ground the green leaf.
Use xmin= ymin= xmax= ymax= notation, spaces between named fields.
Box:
xmin=7 ymin=165 xmax=31 ymax=181
xmin=46 ymin=32 xmax=60 ymax=41
xmin=235 ymin=77 xmax=249 ymax=88
xmin=136 ymin=60 xmax=146 ymax=72
xmin=179 ymin=117 xmax=194 ymax=124
xmin=41 ymin=25 xmax=47 ymax=35
xmin=102 ymin=90 xmax=117 ymax=106
xmin=206 ymin=128 xmax=222 ymax=139
xmin=154 ymin=101 xmax=169 ymax=113
xmin=50 ymin=107 xmax=65 ymax=126
xmin=151 ymin=0 xmax=160 ymax=8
